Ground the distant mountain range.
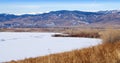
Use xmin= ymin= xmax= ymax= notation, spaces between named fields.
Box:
xmin=0 ymin=10 xmax=120 ymax=28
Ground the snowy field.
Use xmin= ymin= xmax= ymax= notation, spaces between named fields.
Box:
xmin=0 ymin=32 xmax=102 ymax=62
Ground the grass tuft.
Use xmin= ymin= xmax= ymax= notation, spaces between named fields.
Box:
xmin=100 ymin=29 xmax=120 ymax=43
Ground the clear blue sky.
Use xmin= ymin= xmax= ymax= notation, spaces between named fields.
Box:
xmin=0 ymin=0 xmax=120 ymax=14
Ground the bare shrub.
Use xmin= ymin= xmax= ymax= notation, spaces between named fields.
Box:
xmin=100 ymin=29 xmax=120 ymax=43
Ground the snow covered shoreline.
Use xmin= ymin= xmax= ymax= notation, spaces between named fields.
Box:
xmin=0 ymin=32 xmax=102 ymax=62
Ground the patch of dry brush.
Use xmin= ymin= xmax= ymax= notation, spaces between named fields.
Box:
xmin=100 ymin=29 xmax=120 ymax=43
xmin=53 ymin=29 xmax=101 ymax=38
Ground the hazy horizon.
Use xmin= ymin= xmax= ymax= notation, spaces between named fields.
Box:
xmin=0 ymin=0 xmax=120 ymax=14
xmin=1 ymin=10 xmax=120 ymax=15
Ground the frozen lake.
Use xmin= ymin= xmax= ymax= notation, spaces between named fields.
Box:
xmin=0 ymin=32 xmax=102 ymax=62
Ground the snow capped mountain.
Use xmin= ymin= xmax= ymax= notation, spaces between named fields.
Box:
xmin=0 ymin=10 xmax=120 ymax=28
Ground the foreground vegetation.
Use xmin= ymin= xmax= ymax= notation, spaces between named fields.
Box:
xmin=8 ymin=42 xmax=120 ymax=63
xmin=6 ymin=29 xmax=120 ymax=63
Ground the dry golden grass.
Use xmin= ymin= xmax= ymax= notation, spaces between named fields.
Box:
xmin=7 ymin=41 xmax=120 ymax=63
xmin=100 ymin=29 xmax=120 ymax=43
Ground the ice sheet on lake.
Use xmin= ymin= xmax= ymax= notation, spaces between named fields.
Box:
xmin=0 ymin=32 xmax=102 ymax=62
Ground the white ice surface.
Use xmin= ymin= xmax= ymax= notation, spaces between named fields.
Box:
xmin=0 ymin=32 xmax=102 ymax=62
